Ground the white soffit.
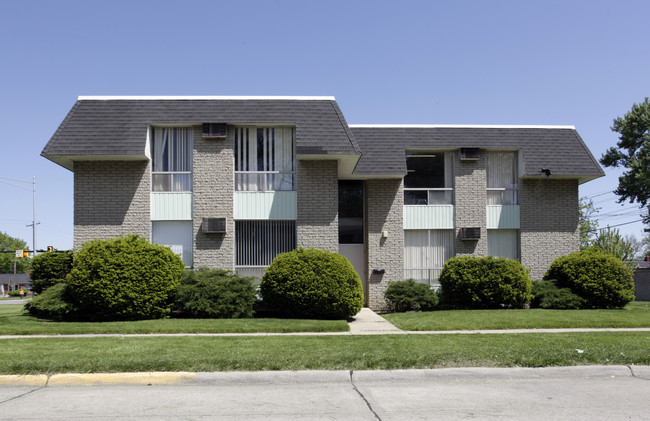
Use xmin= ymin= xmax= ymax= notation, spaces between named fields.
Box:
xmin=78 ymin=96 xmax=336 ymax=101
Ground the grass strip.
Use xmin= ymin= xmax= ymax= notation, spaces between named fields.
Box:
xmin=0 ymin=305 xmax=348 ymax=335
xmin=383 ymin=301 xmax=650 ymax=331
xmin=0 ymin=332 xmax=647 ymax=374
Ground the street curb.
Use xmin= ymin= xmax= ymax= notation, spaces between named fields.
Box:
xmin=0 ymin=375 xmax=48 ymax=387
xmin=1 ymin=366 xmax=647 ymax=387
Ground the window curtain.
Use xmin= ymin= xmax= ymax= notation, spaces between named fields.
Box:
xmin=487 ymin=229 xmax=519 ymax=260
xmin=152 ymin=128 xmax=193 ymax=191
xmin=487 ymin=152 xmax=517 ymax=205
xmin=404 ymin=230 xmax=454 ymax=284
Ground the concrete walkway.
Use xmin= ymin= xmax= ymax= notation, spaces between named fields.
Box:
xmin=348 ymin=308 xmax=403 ymax=334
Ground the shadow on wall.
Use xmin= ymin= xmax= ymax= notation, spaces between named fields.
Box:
xmin=74 ymin=161 xmax=149 ymax=226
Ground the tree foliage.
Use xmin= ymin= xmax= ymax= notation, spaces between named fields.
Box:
xmin=0 ymin=231 xmax=30 ymax=273
xmin=600 ymin=98 xmax=650 ymax=225
xmin=579 ymin=197 xmax=600 ymax=249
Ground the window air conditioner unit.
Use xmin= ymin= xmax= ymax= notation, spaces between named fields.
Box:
xmin=202 ymin=123 xmax=228 ymax=139
xmin=460 ymin=227 xmax=481 ymax=240
xmin=202 ymin=218 xmax=227 ymax=233
xmin=459 ymin=148 xmax=480 ymax=161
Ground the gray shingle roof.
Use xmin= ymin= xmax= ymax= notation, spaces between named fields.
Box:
xmin=350 ymin=126 xmax=604 ymax=183
xmin=42 ymin=97 xmax=361 ymax=170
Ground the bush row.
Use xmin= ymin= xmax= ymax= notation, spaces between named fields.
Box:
xmin=384 ymin=251 xmax=634 ymax=312
xmin=26 ymin=240 xmax=363 ymax=321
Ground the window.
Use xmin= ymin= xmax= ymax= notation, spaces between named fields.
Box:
xmin=151 ymin=127 xmax=193 ymax=192
xmin=152 ymin=221 xmax=193 ymax=267
xmin=235 ymin=220 xmax=296 ymax=277
xmin=487 ymin=229 xmax=519 ymax=260
xmin=339 ymin=180 xmax=364 ymax=244
xmin=234 ymin=127 xmax=295 ymax=191
xmin=487 ymin=152 xmax=518 ymax=205
xmin=404 ymin=152 xmax=453 ymax=205
xmin=404 ymin=229 xmax=455 ymax=286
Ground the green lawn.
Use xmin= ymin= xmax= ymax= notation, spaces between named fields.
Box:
xmin=0 ymin=332 xmax=648 ymax=374
xmin=0 ymin=304 xmax=349 ymax=335
xmin=383 ymin=301 xmax=650 ymax=331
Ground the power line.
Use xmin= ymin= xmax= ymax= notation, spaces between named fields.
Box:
xmin=589 ymin=219 xmax=645 ymax=233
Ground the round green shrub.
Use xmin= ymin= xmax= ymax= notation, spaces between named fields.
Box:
xmin=66 ymin=235 xmax=184 ymax=321
xmin=531 ymin=280 xmax=586 ymax=309
xmin=176 ymin=268 xmax=257 ymax=318
xmin=384 ymin=279 xmax=439 ymax=312
xmin=439 ymin=256 xmax=533 ymax=309
xmin=260 ymin=248 xmax=364 ymax=319
xmin=25 ymin=283 xmax=78 ymax=321
xmin=30 ymin=252 xmax=73 ymax=294
xmin=543 ymin=251 xmax=634 ymax=309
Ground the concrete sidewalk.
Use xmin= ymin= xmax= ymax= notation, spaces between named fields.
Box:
xmin=348 ymin=308 xmax=403 ymax=334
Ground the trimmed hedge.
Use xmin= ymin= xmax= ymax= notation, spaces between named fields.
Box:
xmin=260 ymin=248 xmax=364 ymax=319
xmin=66 ymin=235 xmax=184 ymax=321
xmin=531 ymin=280 xmax=586 ymax=309
xmin=543 ymin=251 xmax=634 ymax=309
xmin=439 ymin=256 xmax=533 ymax=309
xmin=384 ymin=279 xmax=439 ymax=312
xmin=30 ymin=252 xmax=73 ymax=294
xmin=175 ymin=268 xmax=256 ymax=318
xmin=24 ymin=283 xmax=78 ymax=321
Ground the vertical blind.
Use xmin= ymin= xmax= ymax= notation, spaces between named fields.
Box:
xmin=234 ymin=127 xmax=295 ymax=191
xmin=404 ymin=229 xmax=455 ymax=285
xmin=235 ymin=220 xmax=296 ymax=266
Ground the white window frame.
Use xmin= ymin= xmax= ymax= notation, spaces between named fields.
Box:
xmin=404 ymin=229 xmax=455 ymax=286
xmin=404 ymin=152 xmax=454 ymax=205
xmin=234 ymin=126 xmax=296 ymax=192
xmin=486 ymin=151 xmax=518 ymax=205
xmin=151 ymin=127 xmax=194 ymax=192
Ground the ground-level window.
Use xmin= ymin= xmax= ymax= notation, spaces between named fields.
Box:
xmin=152 ymin=220 xmax=193 ymax=267
xmin=404 ymin=229 xmax=455 ymax=286
xmin=235 ymin=220 xmax=296 ymax=278
xmin=487 ymin=229 xmax=519 ymax=260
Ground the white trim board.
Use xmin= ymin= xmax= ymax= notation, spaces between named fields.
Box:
xmin=349 ymin=124 xmax=576 ymax=129
xmin=78 ymin=96 xmax=336 ymax=101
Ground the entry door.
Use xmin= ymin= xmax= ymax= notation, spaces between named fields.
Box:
xmin=338 ymin=181 xmax=366 ymax=303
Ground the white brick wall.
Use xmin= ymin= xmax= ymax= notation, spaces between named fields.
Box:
xmin=192 ymin=125 xmax=234 ymax=269
xmin=73 ymin=160 xmax=151 ymax=248
xmin=297 ymin=160 xmax=339 ymax=251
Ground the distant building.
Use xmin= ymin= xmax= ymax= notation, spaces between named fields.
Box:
xmin=0 ymin=273 xmax=30 ymax=295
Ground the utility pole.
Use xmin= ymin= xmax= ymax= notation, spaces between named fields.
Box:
xmin=0 ymin=176 xmax=39 ymax=256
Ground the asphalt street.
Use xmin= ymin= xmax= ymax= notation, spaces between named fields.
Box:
xmin=1 ymin=366 xmax=649 ymax=420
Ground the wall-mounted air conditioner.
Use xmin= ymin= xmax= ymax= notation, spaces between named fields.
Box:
xmin=202 ymin=123 xmax=228 ymax=139
xmin=202 ymin=218 xmax=227 ymax=233
xmin=460 ymin=227 xmax=481 ymax=240
xmin=459 ymin=148 xmax=480 ymax=161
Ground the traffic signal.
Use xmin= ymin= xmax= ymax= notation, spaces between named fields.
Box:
xmin=22 ymin=250 xmax=29 ymax=258
xmin=47 ymin=246 xmax=53 ymax=252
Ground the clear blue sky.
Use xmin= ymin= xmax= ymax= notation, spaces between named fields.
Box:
xmin=1 ymin=0 xmax=649 ymax=252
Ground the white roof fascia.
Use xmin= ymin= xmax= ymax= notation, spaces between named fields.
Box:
xmin=349 ymin=124 xmax=576 ymax=129
xmin=78 ymin=96 xmax=336 ymax=101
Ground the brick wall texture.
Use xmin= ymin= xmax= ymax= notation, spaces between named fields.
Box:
xmin=73 ymin=160 xmax=151 ymax=248
xmin=519 ymin=178 xmax=579 ymax=280
xmin=297 ymin=160 xmax=339 ymax=252
xmin=453 ymin=151 xmax=488 ymax=256
xmin=366 ymin=178 xmax=404 ymax=310
xmin=192 ymin=125 xmax=234 ymax=270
